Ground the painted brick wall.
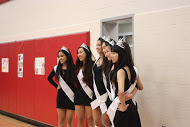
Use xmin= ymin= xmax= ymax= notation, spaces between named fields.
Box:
xmin=134 ymin=6 xmax=190 ymax=127
xmin=1 ymin=0 xmax=190 ymax=57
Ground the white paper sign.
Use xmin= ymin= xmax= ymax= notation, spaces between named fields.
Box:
xmin=35 ymin=57 xmax=45 ymax=75
xmin=18 ymin=54 xmax=23 ymax=78
xmin=2 ymin=58 xmax=9 ymax=72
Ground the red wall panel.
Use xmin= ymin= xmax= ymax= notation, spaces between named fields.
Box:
xmin=8 ymin=42 xmax=18 ymax=114
xmin=0 ymin=43 xmax=10 ymax=111
xmin=0 ymin=32 xmax=90 ymax=126
xmin=23 ymin=40 xmax=35 ymax=119
xmin=16 ymin=42 xmax=26 ymax=117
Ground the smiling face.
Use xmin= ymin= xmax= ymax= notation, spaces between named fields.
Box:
xmin=58 ymin=51 xmax=67 ymax=64
xmin=77 ymin=47 xmax=86 ymax=62
xmin=105 ymin=46 xmax=112 ymax=61
xmin=96 ymin=40 xmax=102 ymax=54
xmin=111 ymin=52 xmax=119 ymax=63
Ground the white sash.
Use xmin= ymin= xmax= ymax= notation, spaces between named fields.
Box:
xmin=99 ymin=72 xmax=111 ymax=114
xmin=77 ymin=69 xmax=93 ymax=99
xmin=92 ymin=57 xmax=101 ymax=102
xmin=98 ymin=70 xmax=113 ymax=114
xmin=104 ymin=72 xmax=112 ymax=100
xmin=109 ymin=70 xmax=116 ymax=101
xmin=54 ymin=65 xmax=74 ymax=103
xmin=91 ymin=57 xmax=108 ymax=111
xmin=107 ymin=67 xmax=138 ymax=127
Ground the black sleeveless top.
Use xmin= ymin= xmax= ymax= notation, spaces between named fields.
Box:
xmin=114 ymin=68 xmax=131 ymax=96
xmin=92 ymin=64 xmax=107 ymax=100
xmin=112 ymin=67 xmax=142 ymax=127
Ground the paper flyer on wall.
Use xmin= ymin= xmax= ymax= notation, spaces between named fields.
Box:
xmin=35 ymin=57 xmax=45 ymax=75
xmin=18 ymin=54 xmax=23 ymax=78
xmin=2 ymin=58 xmax=9 ymax=72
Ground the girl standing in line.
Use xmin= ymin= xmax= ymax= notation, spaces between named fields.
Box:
xmin=48 ymin=46 xmax=75 ymax=127
xmin=91 ymin=37 xmax=111 ymax=127
xmin=102 ymin=37 xmax=116 ymax=127
xmin=74 ymin=43 xmax=95 ymax=127
xmin=105 ymin=41 xmax=143 ymax=99
xmin=107 ymin=39 xmax=141 ymax=127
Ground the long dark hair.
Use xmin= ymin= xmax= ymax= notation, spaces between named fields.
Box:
xmin=102 ymin=38 xmax=116 ymax=73
xmin=103 ymin=38 xmax=116 ymax=89
xmin=97 ymin=37 xmax=107 ymax=77
xmin=98 ymin=37 xmax=104 ymax=44
xmin=111 ymin=43 xmax=136 ymax=85
xmin=102 ymin=39 xmax=109 ymax=73
xmin=55 ymin=50 xmax=75 ymax=84
xmin=124 ymin=42 xmax=134 ymax=66
xmin=75 ymin=45 xmax=94 ymax=86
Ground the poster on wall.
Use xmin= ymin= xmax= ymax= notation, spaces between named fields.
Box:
xmin=2 ymin=58 xmax=9 ymax=72
xmin=35 ymin=57 xmax=45 ymax=75
xmin=18 ymin=54 xmax=23 ymax=78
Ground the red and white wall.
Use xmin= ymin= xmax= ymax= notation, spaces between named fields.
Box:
xmin=0 ymin=32 xmax=90 ymax=126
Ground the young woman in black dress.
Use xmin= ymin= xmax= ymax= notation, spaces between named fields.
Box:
xmin=74 ymin=43 xmax=95 ymax=127
xmin=108 ymin=40 xmax=141 ymax=127
xmin=91 ymin=37 xmax=112 ymax=127
xmin=48 ymin=46 xmax=75 ymax=127
xmin=106 ymin=41 xmax=143 ymax=98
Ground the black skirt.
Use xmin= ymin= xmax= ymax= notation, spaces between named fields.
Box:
xmin=57 ymin=88 xmax=75 ymax=110
xmin=74 ymin=83 xmax=92 ymax=106
xmin=114 ymin=100 xmax=141 ymax=127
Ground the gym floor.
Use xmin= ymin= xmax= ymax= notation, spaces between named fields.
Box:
xmin=0 ymin=114 xmax=36 ymax=127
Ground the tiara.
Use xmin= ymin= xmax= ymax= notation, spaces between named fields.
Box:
xmin=80 ymin=43 xmax=89 ymax=52
xmin=61 ymin=46 xmax=70 ymax=54
xmin=116 ymin=38 xmax=125 ymax=49
xmin=101 ymin=36 xmax=106 ymax=41
xmin=109 ymin=40 xmax=115 ymax=46
xmin=106 ymin=37 xmax=115 ymax=46
xmin=105 ymin=36 xmax=110 ymax=43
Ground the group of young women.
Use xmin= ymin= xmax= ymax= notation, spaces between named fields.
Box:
xmin=48 ymin=36 xmax=143 ymax=127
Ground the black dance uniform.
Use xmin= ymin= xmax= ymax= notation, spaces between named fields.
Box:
xmin=74 ymin=69 xmax=93 ymax=106
xmin=92 ymin=64 xmax=107 ymax=101
xmin=48 ymin=68 xmax=75 ymax=110
xmin=112 ymin=68 xmax=141 ymax=127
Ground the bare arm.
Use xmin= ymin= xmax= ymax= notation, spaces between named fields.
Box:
xmin=124 ymin=75 xmax=143 ymax=100
xmin=124 ymin=87 xmax=138 ymax=101
xmin=137 ymin=75 xmax=143 ymax=90
xmin=117 ymin=69 xmax=129 ymax=112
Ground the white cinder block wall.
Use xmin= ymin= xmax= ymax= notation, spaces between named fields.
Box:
xmin=1 ymin=0 xmax=190 ymax=126
xmin=134 ymin=6 xmax=190 ymax=127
